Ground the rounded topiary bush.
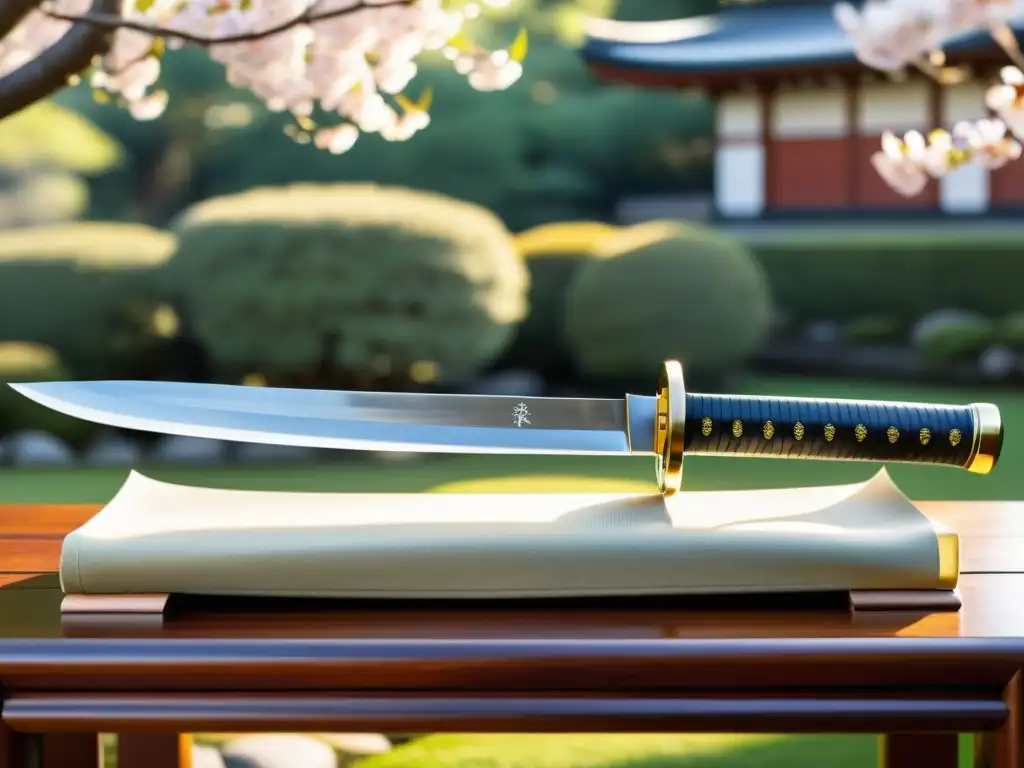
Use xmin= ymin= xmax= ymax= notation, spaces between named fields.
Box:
xmin=0 ymin=223 xmax=176 ymax=378
xmin=0 ymin=342 xmax=99 ymax=448
xmin=997 ymin=310 xmax=1024 ymax=350
xmin=912 ymin=311 xmax=996 ymax=364
xmin=564 ymin=225 xmax=773 ymax=388
xmin=841 ymin=315 xmax=905 ymax=345
xmin=498 ymin=221 xmax=620 ymax=382
xmin=162 ymin=184 xmax=529 ymax=387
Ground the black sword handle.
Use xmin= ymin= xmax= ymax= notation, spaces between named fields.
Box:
xmin=682 ymin=393 xmax=1002 ymax=473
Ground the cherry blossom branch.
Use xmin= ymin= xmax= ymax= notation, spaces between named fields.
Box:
xmin=0 ymin=0 xmax=121 ymax=121
xmin=41 ymin=0 xmax=417 ymax=47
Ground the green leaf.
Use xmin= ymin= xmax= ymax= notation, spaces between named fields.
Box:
xmin=508 ymin=28 xmax=529 ymax=62
xmin=417 ymin=86 xmax=434 ymax=112
xmin=445 ymin=32 xmax=477 ymax=53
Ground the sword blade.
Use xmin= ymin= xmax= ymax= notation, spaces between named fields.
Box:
xmin=8 ymin=380 xmax=651 ymax=456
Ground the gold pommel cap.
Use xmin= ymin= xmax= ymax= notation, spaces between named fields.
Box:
xmin=964 ymin=402 xmax=1003 ymax=475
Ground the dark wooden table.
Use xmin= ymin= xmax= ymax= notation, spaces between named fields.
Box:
xmin=2 ymin=500 xmax=1023 ymax=768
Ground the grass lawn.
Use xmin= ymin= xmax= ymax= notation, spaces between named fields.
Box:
xmin=14 ymin=375 xmax=1008 ymax=768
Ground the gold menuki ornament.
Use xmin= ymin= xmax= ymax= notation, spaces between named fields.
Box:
xmin=701 ymin=417 xmax=712 ymax=437
xmin=854 ymin=424 xmax=867 ymax=442
xmin=920 ymin=427 xmax=931 ymax=445
xmin=763 ymin=420 xmax=775 ymax=440
xmin=950 ymin=428 xmax=962 ymax=446
xmin=794 ymin=422 xmax=805 ymax=440
xmin=732 ymin=420 xmax=743 ymax=438
xmin=887 ymin=426 xmax=900 ymax=444
xmin=824 ymin=423 xmax=836 ymax=442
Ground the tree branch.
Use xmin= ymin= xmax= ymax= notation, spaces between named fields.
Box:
xmin=0 ymin=0 xmax=121 ymax=121
xmin=42 ymin=0 xmax=417 ymax=47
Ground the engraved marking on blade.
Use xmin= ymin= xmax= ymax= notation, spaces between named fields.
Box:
xmin=512 ymin=402 xmax=531 ymax=427
xmin=701 ymin=417 xmax=712 ymax=437
xmin=920 ymin=427 xmax=931 ymax=445
xmin=794 ymin=422 xmax=805 ymax=440
xmin=887 ymin=426 xmax=899 ymax=444
xmin=731 ymin=419 xmax=743 ymax=438
xmin=824 ymin=423 xmax=836 ymax=442
xmin=762 ymin=420 xmax=774 ymax=440
xmin=949 ymin=428 xmax=962 ymax=446
xmin=854 ymin=424 xmax=867 ymax=442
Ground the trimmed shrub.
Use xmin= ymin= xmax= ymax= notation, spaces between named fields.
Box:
xmin=498 ymin=221 xmax=620 ymax=380
xmin=912 ymin=311 xmax=996 ymax=364
xmin=162 ymin=184 xmax=529 ymax=387
xmin=565 ymin=225 xmax=773 ymax=388
xmin=0 ymin=223 xmax=176 ymax=378
xmin=0 ymin=342 xmax=99 ymax=448
xmin=841 ymin=315 xmax=906 ymax=344
xmin=747 ymin=233 xmax=1024 ymax=325
xmin=997 ymin=310 xmax=1024 ymax=350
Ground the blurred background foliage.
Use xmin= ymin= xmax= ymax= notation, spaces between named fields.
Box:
xmin=42 ymin=0 xmax=715 ymax=232
xmin=1 ymin=0 xmax=1023 ymax=504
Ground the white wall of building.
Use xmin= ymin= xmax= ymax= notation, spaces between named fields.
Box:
xmin=939 ymin=81 xmax=990 ymax=214
xmin=771 ymin=88 xmax=848 ymax=138
xmin=715 ymin=92 xmax=764 ymax=217
xmin=857 ymin=81 xmax=930 ymax=134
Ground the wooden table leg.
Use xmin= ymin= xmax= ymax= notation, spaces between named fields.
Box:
xmin=41 ymin=734 xmax=100 ymax=768
xmin=116 ymin=734 xmax=191 ymax=768
xmin=879 ymin=733 xmax=958 ymax=768
xmin=976 ymin=672 xmax=1023 ymax=768
xmin=0 ymin=719 xmax=31 ymax=768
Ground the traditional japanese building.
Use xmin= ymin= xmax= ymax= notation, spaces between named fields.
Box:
xmin=581 ymin=0 xmax=1024 ymax=219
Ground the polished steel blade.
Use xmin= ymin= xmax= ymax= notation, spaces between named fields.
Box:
xmin=9 ymin=380 xmax=657 ymax=455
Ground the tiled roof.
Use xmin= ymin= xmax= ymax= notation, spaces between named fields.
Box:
xmin=581 ymin=1 xmax=1024 ymax=76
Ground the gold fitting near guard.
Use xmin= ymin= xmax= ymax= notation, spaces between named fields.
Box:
xmin=964 ymin=402 xmax=1003 ymax=475
xmin=654 ymin=360 xmax=685 ymax=496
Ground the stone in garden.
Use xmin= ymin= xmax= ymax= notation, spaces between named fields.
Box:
xmin=82 ymin=432 xmax=141 ymax=466
xmin=802 ymin=320 xmax=840 ymax=344
xmin=192 ymin=744 xmax=227 ymax=768
xmin=910 ymin=309 xmax=985 ymax=347
xmin=1 ymin=430 xmax=74 ymax=467
xmin=979 ymin=345 xmax=1017 ymax=379
xmin=474 ymin=369 xmax=545 ymax=396
xmin=221 ymin=734 xmax=336 ymax=768
xmin=234 ymin=441 xmax=317 ymax=463
xmin=150 ymin=434 xmax=226 ymax=464
xmin=318 ymin=733 xmax=392 ymax=758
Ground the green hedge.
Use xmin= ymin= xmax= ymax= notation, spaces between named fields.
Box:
xmin=565 ymin=224 xmax=772 ymax=388
xmin=0 ymin=343 xmax=99 ymax=448
xmin=0 ymin=223 xmax=176 ymax=378
xmin=498 ymin=221 xmax=620 ymax=379
xmin=747 ymin=233 xmax=1024 ymax=325
xmin=163 ymin=184 xmax=529 ymax=387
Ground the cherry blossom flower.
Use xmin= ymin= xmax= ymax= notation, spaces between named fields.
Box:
xmin=958 ymin=117 xmax=1023 ymax=169
xmin=0 ymin=0 xmax=528 ymax=151
xmin=871 ymin=130 xmax=930 ymax=197
xmin=833 ymin=0 xmax=947 ymax=73
xmin=986 ymin=66 xmax=1024 ymax=140
xmin=918 ymin=125 xmax=976 ymax=177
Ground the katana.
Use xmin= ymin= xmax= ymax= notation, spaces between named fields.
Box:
xmin=8 ymin=360 xmax=1003 ymax=495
